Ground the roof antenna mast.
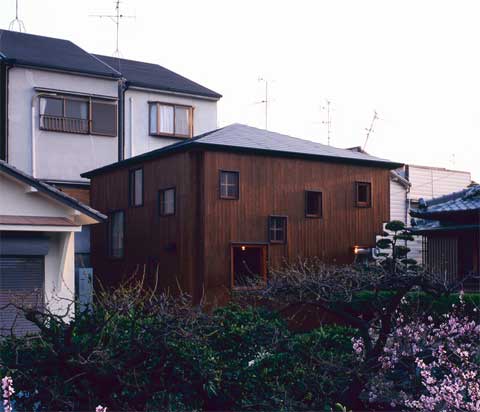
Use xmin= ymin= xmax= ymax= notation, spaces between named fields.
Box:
xmin=363 ymin=110 xmax=380 ymax=151
xmin=9 ymin=0 xmax=26 ymax=32
xmin=90 ymin=1 xmax=135 ymax=57
xmin=258 ymin=77 xmax=269 ymax=130
xmin=321 ymin=99 xmax=332 ymax=146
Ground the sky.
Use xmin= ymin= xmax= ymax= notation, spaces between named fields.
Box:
xmin=2 ymin=0 xmax=479 ymax=181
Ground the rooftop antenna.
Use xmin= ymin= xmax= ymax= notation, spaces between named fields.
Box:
xmin=363 ymin=110 xmax=380 ymax=151
xmin=321 ymin=99 xmax=332 ymax=146
xmin=9 ymin=0 xmax=26 ymax=32
xmin=258 ymin=77 xmax=269 ymax=130
xmin=90 ymin=1 xmax=135 ymax=57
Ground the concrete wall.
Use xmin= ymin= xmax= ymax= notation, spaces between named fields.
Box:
xmin=124 ymin=88 xmax=217 ymax=158
xmin=7 ymin=67 xmax=119 ymax=182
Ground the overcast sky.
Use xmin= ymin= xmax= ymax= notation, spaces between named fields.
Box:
xmin=2 ymin=0 xmax=479 ymax=180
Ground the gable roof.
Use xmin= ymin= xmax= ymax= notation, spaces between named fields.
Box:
xmin=0 ymin=160 xmax=106 ymax=222
xmin=82 ymin=123 xmax=403 ymax=178
xmin=0 ymin=29 xmax=120 ymax=78
xmin=410 ymin=185 xmax=480 ymax=218
xmin=94 ymin=54 xmax=222 ymax=99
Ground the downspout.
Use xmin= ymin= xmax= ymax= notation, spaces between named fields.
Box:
xmin=0 ymin=59 xmax=9 ymax=161
xmin=117 ymin=79 xmax=128 ymax=161
xmin=31 ymin=92 xmax=58 ymax=177
xmin=129 ymin=96 xmax=134 ymax=157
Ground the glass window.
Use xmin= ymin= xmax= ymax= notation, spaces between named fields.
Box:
xmin=269 ymin=216 xmax=287 ymax=244
xmin=40 ymin=97 xmax=63 ymax=116
xmin=91 ymin=101 xmax=117 ymax=136
xmin=109 ymin=211 xmax=124 ymax=258
xmin=159 ymin=104 xmax=174 ymax=134
xmin=305 ymin=191 xmax=322 ymax=217
xmin=175 ymin=106 xmax=190 ymax=136
xmin=149 ymin=103 xmax=193 ymax=137
xmin=356 ymin=182 xmax=371 ymax=207
xmin=219 ymin=171 xmax=239 ymax=199
xmin=65 ymin=99 xmax=88 ymax=120
xmin=159 ymin=188 xmax=176 ymax=216
xmin=149 ymin=103 xmax=158 ymax=134
xmin=129 ymin=168 xmax=143 ymax=207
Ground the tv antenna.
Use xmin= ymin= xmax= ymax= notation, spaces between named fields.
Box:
xmin=9 ymin=0 xmax=26 ymax=32
xmin=258 ymin=77 xmax=269 ymax=130
xmin=321 ymin=99 xmax=333 ymax=145
xmin=363 ymin=110 xmax=380 ymax=151
xmin=90 ymin=1 xmax=135 ymax=57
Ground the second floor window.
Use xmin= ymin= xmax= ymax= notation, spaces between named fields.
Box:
xmin=149 ymin=102 xmax=193 ymax=138
xmin=108 ymin=210 xmax=125 ymax=258
xmin=305 ymin=190 xmax=323 ymax=218
xmin=268 ymin=216 xmax=287 ymax=244
xmin=39 ymin=96 xmax=117 ymax=136
xmin=129 ymin=168 xmax=143 ymax=207
xmin=355 ymin=182 xmax=372 ymax=208
xmin=219 ymin=171 xmax=239 ymax=199
xmin=158 ymin=187 xmax=176 ymax=216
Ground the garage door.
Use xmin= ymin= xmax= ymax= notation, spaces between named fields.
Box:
xmin=0 ymin=256 xmax=44 ymax=336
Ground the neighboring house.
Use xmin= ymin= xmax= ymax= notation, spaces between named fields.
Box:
xmin=0 ymin=29 xmax=221 ymax=296
xmin=410 ymin=185 xmax=479 ymax=288
xmin=83 ymin=123 xmax=402 ymax=304
xmin=0 ymin=160 xmax=105 ymax=334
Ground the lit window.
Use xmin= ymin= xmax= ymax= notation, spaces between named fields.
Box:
xmin=268 ymin=216 xmax=287 ymax=244
xmin=149 ymin=102 xmax=193 ymax=137
xmin=219 ymin=171 xmax=239 ymax=199
xmin=355 ymin=182 xmax=372 ymax=207
xmin=129 ymin=168 xmax=143 ymax=207
xmin=108 ymin=211 xmax=124 ymax=258
xmin=159 ymin=188 xmax=176 ymax=216
xmin=305 ymin=191 xmax=322 ymax=218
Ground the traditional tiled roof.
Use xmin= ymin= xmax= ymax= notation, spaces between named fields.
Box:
xmin=82 ymin=123 xmax=403 ymax=178
xmin=0 ymin=160 xmax=106 ymax=222
xmin=410 ymin=185 xmax=480 ymax=218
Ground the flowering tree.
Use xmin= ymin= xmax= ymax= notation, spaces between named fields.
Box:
xmin=2 ymin=376 xmax=14 ymax=412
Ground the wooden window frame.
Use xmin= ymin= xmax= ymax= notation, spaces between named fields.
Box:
xmin=230 ymin=242 xmax=268 ymax=290
xmin=148 ymin=102 xmax=194 ymax=138
xmin=39 ymin=95 xmax=117 ymax=137
xmin=268 ymin=215 xmax=288 ymax=244
xmin=305 ymin=190 xmax=323 ymax=218
xmin=219 ymin=170 xmax=240 ymax=200
xmin=355 ymin=181 xmax=372 ymax=208
xmin=107 ymin=210 xmax=125 ymax=259
xmin=158 ymin=187 xmax=176 ymax=217
xmin=128 ymin=168 xmax=144 ymax=207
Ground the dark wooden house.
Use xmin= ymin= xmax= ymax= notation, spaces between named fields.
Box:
xmin=83 ymin=124 xmax=401 ymax=303
xmin=410 ymin=185 xmax=480 ymax=287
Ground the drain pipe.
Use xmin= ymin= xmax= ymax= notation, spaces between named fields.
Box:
xmin=31 ymin=92 xmax=57 ymax=177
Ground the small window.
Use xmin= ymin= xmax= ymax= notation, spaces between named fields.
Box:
xmin=356 ymin=182 xmax=371 ymax=207
xmin=91 ymin=100 xmax=117 ymax=136
xmin=108 ymin=211 xmax=124 ymax=258
xmin=219 ymin=171 xmax=239 ymax=199
xmin=305 ymin=191 xmax=322 ymax=218
xmin=129 ymin=168 xmax=143 ymax=207
xmin=159 ymin=187 xmax=176 ymax=216
xmin=268 ymin=216 xmax=287 ymax=244
xmin=149 ymin=102 xmax=193 ymax=138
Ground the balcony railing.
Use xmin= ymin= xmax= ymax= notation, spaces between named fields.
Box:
xmin=40 ymin=115 xmax=89 ymax=134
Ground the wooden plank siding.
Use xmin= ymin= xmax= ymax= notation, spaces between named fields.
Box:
xmin=90 ymin=149 xmax=391 ymax=304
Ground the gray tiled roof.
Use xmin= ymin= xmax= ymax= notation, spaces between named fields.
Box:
xmin=82 ymin=123 xmax=402 ymax=178
xmin=410 ymin=185 xmax=480 ymax=217
xmin=95 ymin=55 xmax=221 ymax=99
xmin=195 ymin=124 xmax=399 ymax=165
xmin=0 ymin=30 xmax=120 ymax=78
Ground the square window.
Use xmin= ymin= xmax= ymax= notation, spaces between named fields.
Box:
xmin=356 ymin=182 xmax=371 ymax=207
xmin=159 ymin=188 xmax=176 ymax=216
xmin=149 ymin=103 xmax=193 ymax=138
xmin=91 ymin=101 xmax=117 ymax=136
xmin=108 ymin=211 xmax=124 ymax=258
xmin=219 ymin=171 xmax=239 ymax=199
xmin=305 ymin=191 xmax=322 ymax=217
xmin=129 ymin=168 xmax=143 ymax=207
xmin=268 ymin=216 xmax=287 ymax=244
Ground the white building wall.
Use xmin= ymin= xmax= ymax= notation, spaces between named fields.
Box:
xmin=124 ymin=88 xmax=217 ymax=158
xmin=390 ymin=179 xmax=407 ymax=223
xmin=7 ymin=67 xmax=119 ymax=182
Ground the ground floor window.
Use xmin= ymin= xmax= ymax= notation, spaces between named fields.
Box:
xmin=230 ymin=244 xmax=267 ymax=289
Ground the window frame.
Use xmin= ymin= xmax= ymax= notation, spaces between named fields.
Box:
xmin=305 ymin=190 xmax=323 ymax=218
xmin=39 ymin=95 xmax=117 ymax=137
xmin=148 ymin=101 xmax=194 ymax=138
xmin=158 ymin=187 xmax=176 ymax=217
xmin=268 ymin=215 xmax=288 ymax=244
xmin=355 ymin=181 xmax=372 ymax=208
xmin=107 ymin=210 xmax=125 ymax=259
xmin=128 ymin=167 xmax=144 ymax=207
xmin=219 ymin=170 xmax=240 ymax=200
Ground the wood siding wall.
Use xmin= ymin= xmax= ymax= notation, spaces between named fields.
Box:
xmin=201 ymin=152 xmax=390 ymax=302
